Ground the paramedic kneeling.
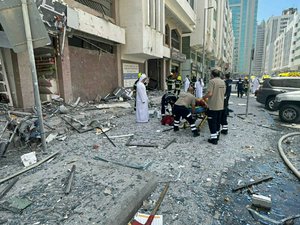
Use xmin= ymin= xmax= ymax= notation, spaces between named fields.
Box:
xmin=173 ymin=87 xmax=200 ymax=137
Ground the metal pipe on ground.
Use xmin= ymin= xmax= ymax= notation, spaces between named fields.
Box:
xmin=131 ymin=182 xmax=169 ymax=225
xmin=0 ymin=123 xmax=20 ymax=157
xmin=0 ymin=177 xmax=18 ymax=200
xmin=65 ymin=165 xmax=76 ymax=194
xmin=0 ymin=151 xmax=60 ymax=185
xmin=97 ymin=126 xmax=116 ymax=147
xmin=163 ymin=138 xmax=176 ymax=149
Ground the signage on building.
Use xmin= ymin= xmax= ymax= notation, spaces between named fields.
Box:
xmin=123 ymin=63 xmax=139 ymax=88
xmin=191 ymin=63 xmax=197 ymax=71
xmin=171 ymin=48 xmax=186 ymax=63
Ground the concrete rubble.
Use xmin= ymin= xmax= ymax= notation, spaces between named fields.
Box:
xmin=0 ymin=90 xmax=299 ymax=224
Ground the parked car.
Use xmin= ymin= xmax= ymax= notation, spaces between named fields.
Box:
xmin=256 ymin=77 xmax=300 ymax=111
xmin=274 ymin=91 xmax=300 ymax=123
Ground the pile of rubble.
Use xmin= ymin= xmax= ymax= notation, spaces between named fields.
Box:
xmin=0 ymin=87 xmax=134 ymax=154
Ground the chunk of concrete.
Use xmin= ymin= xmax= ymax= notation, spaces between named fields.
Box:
xmin=21 ymin=152 xmax=37 ymax=167
xmin=252 ymin=194 xmax=272 ymax=209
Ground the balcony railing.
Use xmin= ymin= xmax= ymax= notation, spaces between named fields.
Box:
xmin=75 ymin=0 xmax=112 ymax=17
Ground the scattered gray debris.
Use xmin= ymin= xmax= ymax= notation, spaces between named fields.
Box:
xmin=0 ymin=92 xmax=299 ymax=224
xmin=45 ymin=133 xmax=58 ymax=143
xmin=247 ymin=206 xmax=300 ymax=225
xmin=59 ymin=105 xmax=69 ymax=114
xmin=0 ymin=197 xmax=32 ymax=214
xmin=93 ymin=156 xmax=152 ymax=170
xmin=0 ymin=151 xmax=60 ymax=185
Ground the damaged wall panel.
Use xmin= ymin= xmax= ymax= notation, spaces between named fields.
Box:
xmin=69 ymin=46 xmax=118 ymax=101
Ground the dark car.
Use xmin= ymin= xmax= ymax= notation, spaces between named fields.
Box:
xmin=256 ymin=77 xmax=300 ymax=111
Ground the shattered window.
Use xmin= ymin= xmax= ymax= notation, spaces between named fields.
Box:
xmin=171 ymin=29 xmax=180 ymax=50
xmin=68 ymin=36 xmax=114 ymax=53
xmin=75 ymin=0 xmax=113 ymax=18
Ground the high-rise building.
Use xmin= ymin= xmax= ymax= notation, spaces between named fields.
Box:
xmin=186 ymin=0 xmax=233 ymax=83
xmin=229 ymin=0 xmax=258 ymax=75
xmin=263 ymin=8 xmax=297 ymax=74
xmin=253 ymin=21 xmax=266 ymax=75
xmin=272 ymin=12 xmax=299 ymax=72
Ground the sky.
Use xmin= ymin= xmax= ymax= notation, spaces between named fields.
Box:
xmin=257 ymin=0 xmax=300 ymax=23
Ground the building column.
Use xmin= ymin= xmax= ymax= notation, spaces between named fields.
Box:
xmin=56 ymin=37 xmax=73 ymax=102
xmin=114 ymin=0 xmax=123 ymax=87
xmin=12 ymin=51 xmax=35 ymax=109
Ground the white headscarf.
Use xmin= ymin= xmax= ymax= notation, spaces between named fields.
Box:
xmin=139 ymin=73 xmax=147 ymax=82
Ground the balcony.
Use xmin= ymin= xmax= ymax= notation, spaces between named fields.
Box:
xmin=165 ymin=0 xmax=196 ymax=33
xmin=67 ymin=6 xmax=125 ymax=44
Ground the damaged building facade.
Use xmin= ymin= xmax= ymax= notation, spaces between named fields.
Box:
xmin=1 ymin=0 xmax=125 ymax=108
xmin=0 ymin=0 xmax=233 ymax=109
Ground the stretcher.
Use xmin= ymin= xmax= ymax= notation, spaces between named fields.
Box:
xmin=182 ymin=106 xmax=207 ymax=130
xmin=195 ymin=107 xmax=208 ymax=129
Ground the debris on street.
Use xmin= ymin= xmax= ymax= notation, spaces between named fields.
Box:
xmin=0 ymin=92 xmax=299 ymax=224
xmin=20 ymin=152 xmax=37 ymax=167
xmin=0 ymin=177 xmax=18 ymax=200
xmin=232 ymin=175 xmax=273 ymax=192
xmin=251 ymin=194 xmax=272 ymax=209
xmin=64 ymin=165 xmax=76 ymax=195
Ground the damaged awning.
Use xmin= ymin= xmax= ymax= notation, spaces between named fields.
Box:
xmin=0 ymin=0 xmax=51 ymax=53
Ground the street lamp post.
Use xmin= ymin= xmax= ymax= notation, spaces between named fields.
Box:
xmin=202 ymin=6 xmax=214 ymax=81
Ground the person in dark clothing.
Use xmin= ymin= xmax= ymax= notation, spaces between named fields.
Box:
xmin=224 ymin=73 xmax=232 ymax=115
xmin=174 ymin=72 xmax=182 ymax=97
xmin=173 ymin=87 xmax=200 ymax=137
xmin=220 ymin=73 xmax=232 ymax=134
xmin=166 ymin=71 xmax=175 ymax=93
xmin=203 ymin=69 xmax=226 ymax=145
xmin=236 ymin=78 xmax=244 ymax=98
xmin=161 ymin=92 xmax=177 ymax=117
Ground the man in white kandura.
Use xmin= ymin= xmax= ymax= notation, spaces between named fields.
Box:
xmin=195 ymin=78 xmax=204 ymax=98
xmin=184 ymin=75 xmax=190 ymax=92
xmin=136 ymin=73 xmax=149 ymax=123
xmin=252 ymin=77 xmax=260 ymax=94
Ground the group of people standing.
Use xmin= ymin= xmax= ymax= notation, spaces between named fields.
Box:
xmin=166 ymin=70 xmax=182 ymax=96
xmin=163 ymin=69 xmax=232 ymax=145
xmin=236 ymin=76 xmax=260 ymax=98
xmin=133 ymin=69 xmax=232 ymax=145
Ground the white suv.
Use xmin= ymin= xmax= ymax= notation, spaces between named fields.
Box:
xmin=274 ymin=91 xmax=300 ymax=123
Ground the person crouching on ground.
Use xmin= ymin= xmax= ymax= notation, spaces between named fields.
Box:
xmin=203 ymin=69 xmax=226 ymax=145
xmin=136 ymin=74 xmax=149 ymax=123
xmin=161 ymin=92 xmax=177 ymax=117
xmin=173 ymin=87 xmax=200 ymax=137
